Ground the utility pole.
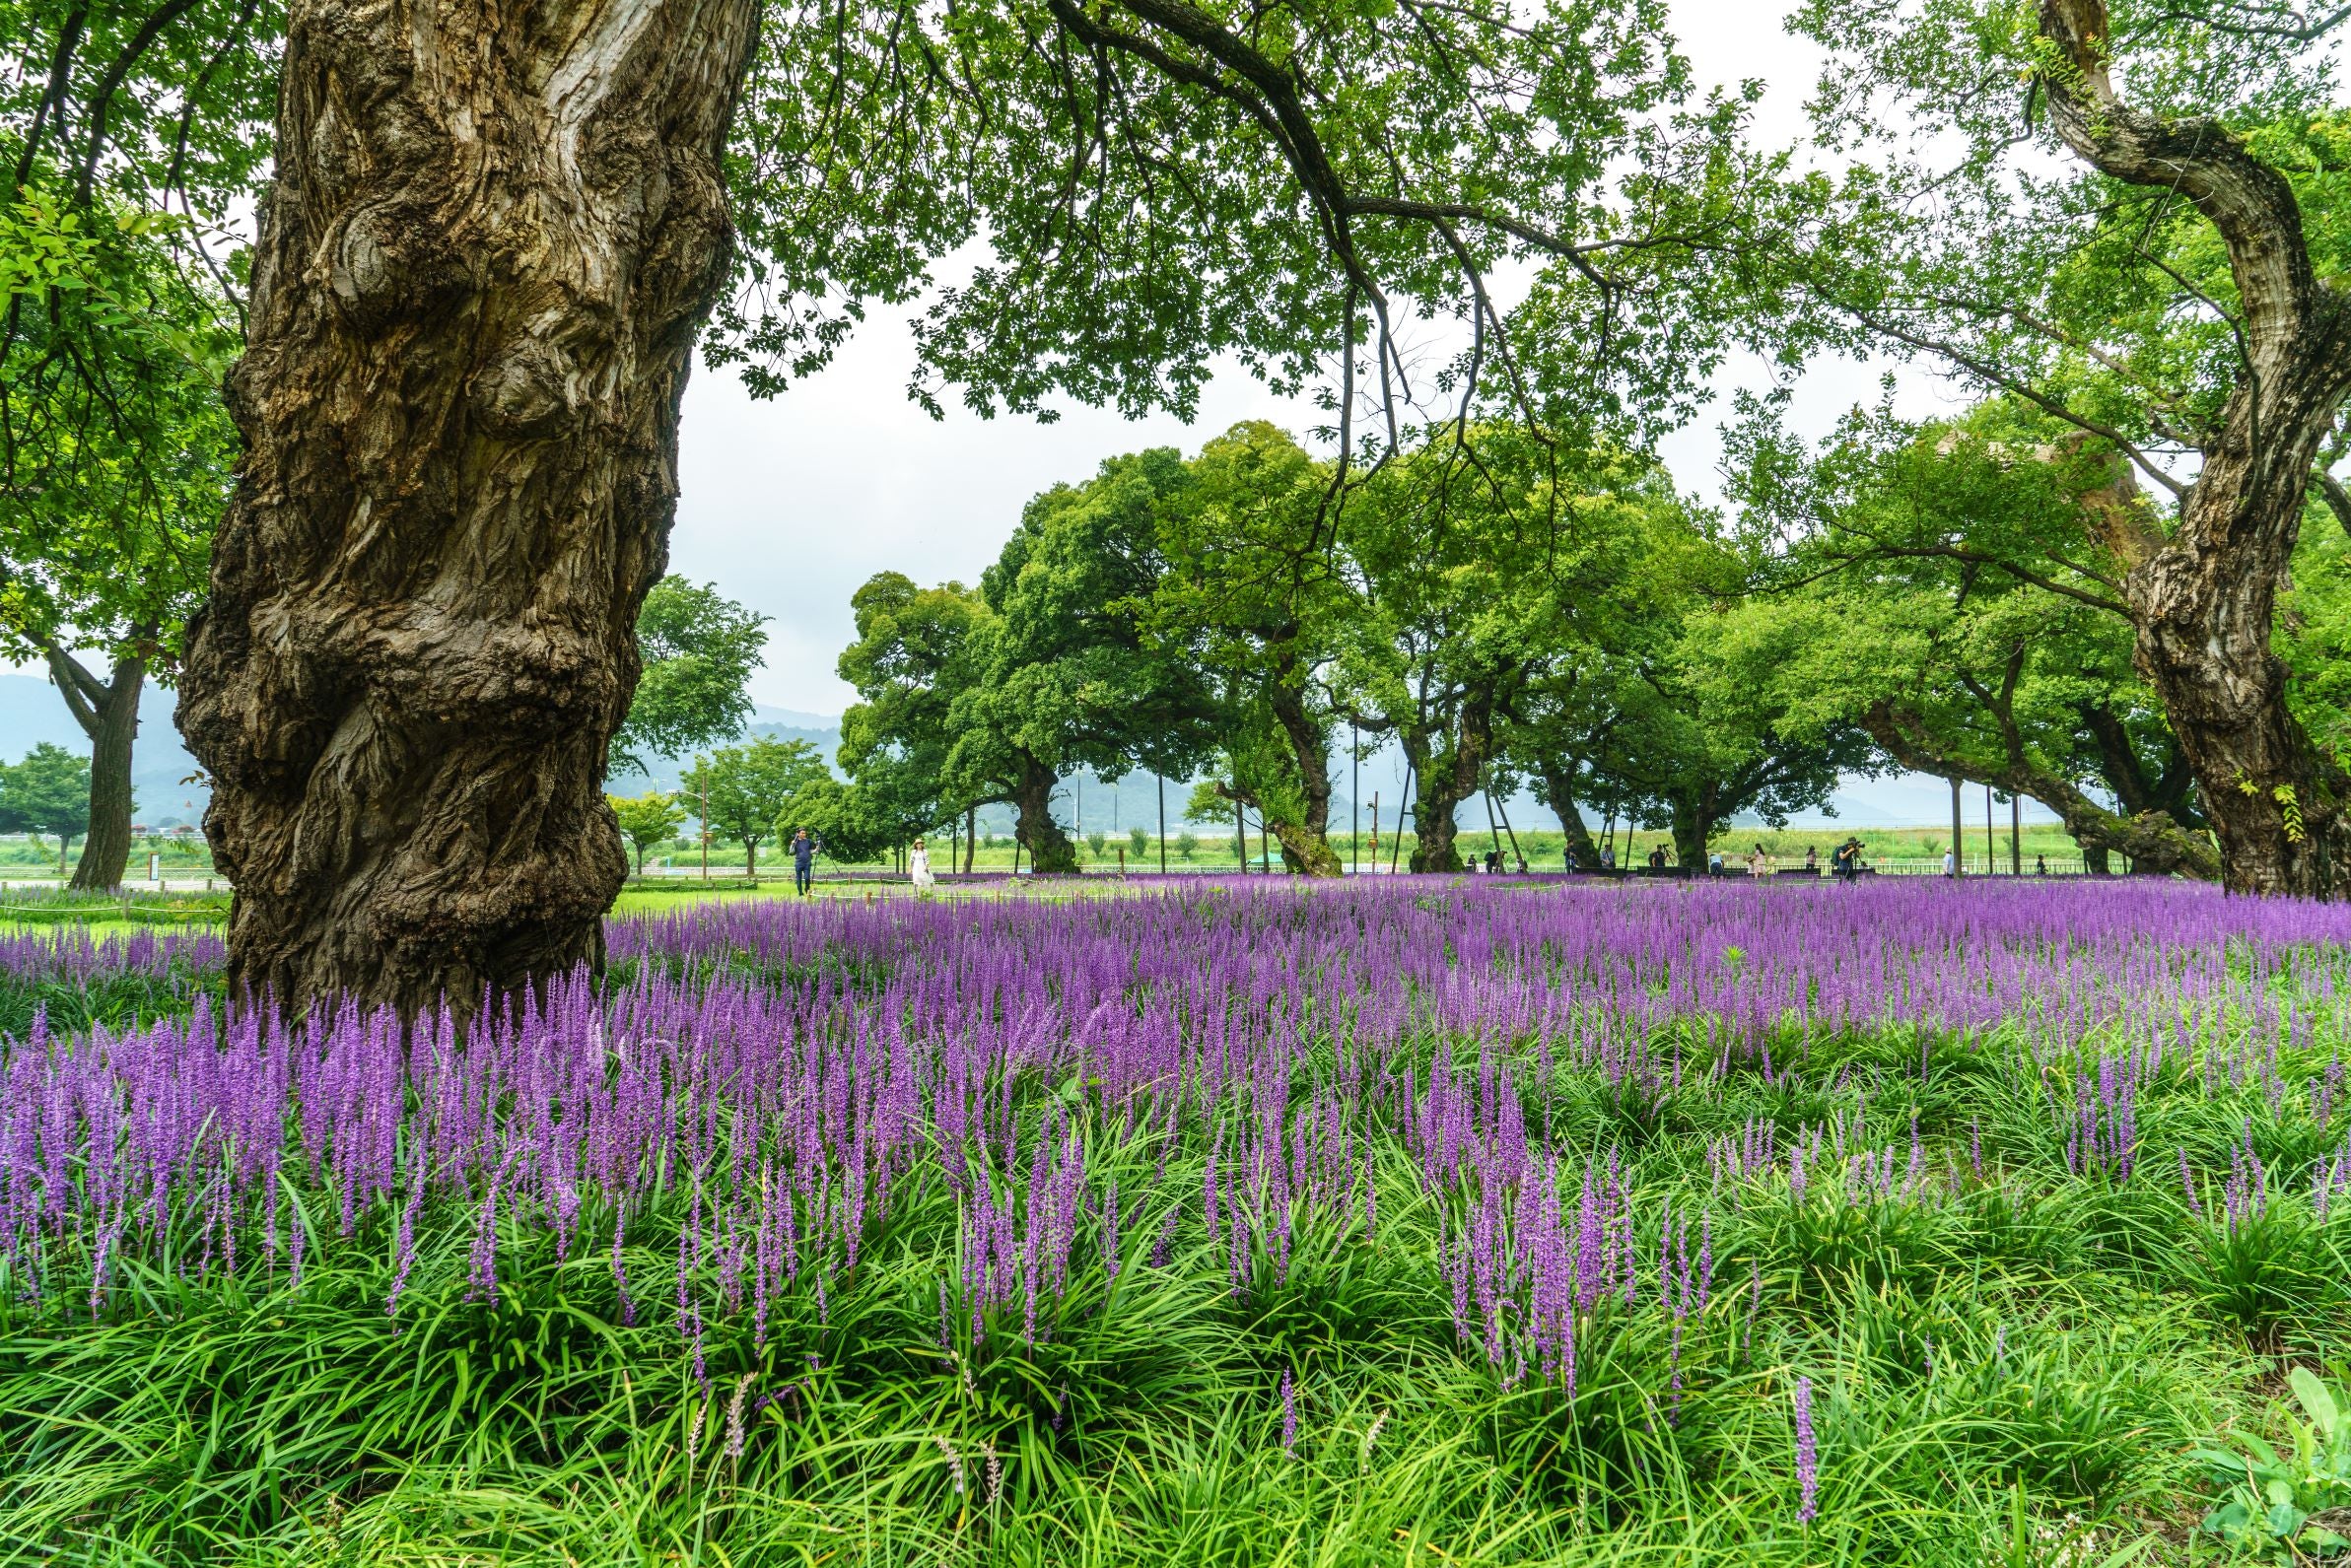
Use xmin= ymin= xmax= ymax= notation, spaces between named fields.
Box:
xmin=1985 ymin=784 xmax=1994 ymax=878
xmin=699 ymin=765 xmax=710 ymax=882
xmin=1157 ymin=774 xmax=1167 ymax=875
xmin=2010 ymin=791 xmax=2021 ymax=877
xmin=1950 ymin=776 xmax=1962 ymax=878
xmin=1350 ymin=719 xmax=1359 ymax=874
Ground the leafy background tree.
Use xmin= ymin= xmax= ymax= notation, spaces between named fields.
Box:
xmin=687 ymin=737 xmax=831 ymax=881
xmin=1335 ymin=435 xmax=1640 ymax=872
xmin=0 ymin=0 xmax=275 ymax=891
xmin=611 ymin=579 xmax=770 ymax=777
xmin=0 ymin=205 xmax=238 ymax=891
xmin=951 ymin=451 xmax=1220 ymax=873
xmin=0 ymin=741 xmax=90 ymax=874
xmin=606 ymin=791 xmax=686 ymax=877
xmin=836 ymin=574 xmax=993 ymax=867
xmin=1730 ymin=398 xmax=2234 ymax=876
xmin=1142 ymin=423 xmax=1350 ymax=875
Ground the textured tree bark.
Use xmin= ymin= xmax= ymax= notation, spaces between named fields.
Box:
xmin=1533 ymin=759 xmax=1604 ymax=872
xmin=1669 ymin=782 xmax=1717 ymax=872
xmin=176 ymin=0 xmax=762 ymax=1011
xmin=1012 ymin=758 xmax=1079 ymax=873
xmin=1264 ymin=673 xmax=1342 ymax=876
xmin=48 ymin=643 xmax=144 ymax=891
xmin=1405 ymin=705 xmax=1489 ymax=873
xmin=2040 ymin=0 xmax=2351 ymax=898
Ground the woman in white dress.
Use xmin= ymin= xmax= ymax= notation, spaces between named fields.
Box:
xmin=909 ymin=837 xmax=935 ymax=891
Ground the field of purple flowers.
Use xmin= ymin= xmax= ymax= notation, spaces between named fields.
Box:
xmin=4 ymin=878 xmax=2350 ymax=1564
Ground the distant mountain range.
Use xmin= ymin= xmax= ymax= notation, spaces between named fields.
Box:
xmin=0 ymin=674 xmax=2063 ymax=837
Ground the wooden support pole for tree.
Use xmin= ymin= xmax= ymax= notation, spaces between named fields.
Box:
xmin=1393 ymin=763 xmax=1414 ymax=874
xmin=1950 ymin=776 xmax=1964 ymax=878
xmin=1491 ymin=788 xmax=1525 ymax=869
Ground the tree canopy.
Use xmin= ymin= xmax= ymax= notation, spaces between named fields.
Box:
xmin=612 ymin=579 xmax=770 ymax=777
xmin=688 ymin=735 xmax=832 ymax=879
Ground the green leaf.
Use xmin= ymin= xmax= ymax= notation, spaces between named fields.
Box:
xmin=2292 ymin=1368 xmax=2341 ymax=1439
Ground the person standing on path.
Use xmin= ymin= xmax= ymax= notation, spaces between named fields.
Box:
xmin=792 ymin=828 xmax=817 ymax=896
xmin=1943 ymin=848 xmax=1956 ymax=879
xmin=909 ymin=837 xmax=935 ymax=892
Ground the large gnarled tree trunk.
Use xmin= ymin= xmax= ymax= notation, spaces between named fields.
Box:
xmin=2041 ymin=0 xmax=2351 ymax=897
xmin=178 ymin=0 xmax=762 ymax=1013
xmin=1218 ymin=672 xmax=1342 ymax=876
xmin=1403 ymin=699 xmax=1493 ymax=873
xmin=1533 ymin=758 xmax=1604 ymax=872
xmin=48 ymin=642 xmax=145 ymax=891
xmin=1011 ymin=757 xmax=1079 ymax=873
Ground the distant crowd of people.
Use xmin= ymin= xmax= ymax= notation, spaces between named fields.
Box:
xmin=782 ymin=822 xmax=2063 ymax=889
xmin=1563 ymin=837 xmax=1873 ymax=880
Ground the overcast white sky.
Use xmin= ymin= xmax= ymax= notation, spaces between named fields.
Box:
xmin=669 ymin=0 xmax=1964 ymax=715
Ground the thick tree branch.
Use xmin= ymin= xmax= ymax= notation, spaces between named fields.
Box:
xmin=42 ymin=640 xmax=104 ymax=736
xmin=2040 ymin=0 xmax=2317 ymax=372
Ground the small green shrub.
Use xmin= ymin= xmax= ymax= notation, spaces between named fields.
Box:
xmin=2193 ymin=1368 xmax=2351 ymax=1556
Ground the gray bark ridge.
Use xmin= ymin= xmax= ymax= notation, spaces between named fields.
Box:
xmin=178 ymin=0 xmax=763 ymax=1012
xmin=2040 ymin=0 xmax=2351 ymax=896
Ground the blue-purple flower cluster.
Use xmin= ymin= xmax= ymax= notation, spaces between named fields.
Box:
xmin=3 ymin=876 xmax=2348 ymax=1413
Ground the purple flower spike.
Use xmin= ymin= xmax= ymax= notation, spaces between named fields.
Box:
xmin=1794 ymin=1376 xmax=1818 ymax=1525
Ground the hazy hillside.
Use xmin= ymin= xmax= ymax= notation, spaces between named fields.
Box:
xmin=0 ymin=674 xmax=208 ymax=828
